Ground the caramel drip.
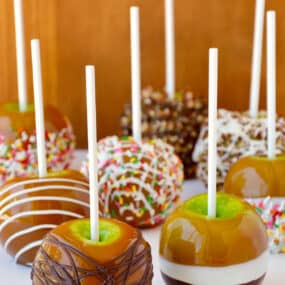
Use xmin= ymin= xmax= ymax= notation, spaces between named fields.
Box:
xmin=32 ymin=231 xmax=153 ymax=285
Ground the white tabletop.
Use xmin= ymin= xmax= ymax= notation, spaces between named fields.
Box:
xmin=0 ymin=150 xmax=284 ymax=285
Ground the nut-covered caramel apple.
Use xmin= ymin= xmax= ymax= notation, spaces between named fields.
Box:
xmin=159 ymin=193 xmax=269 ymax=285
xmin=121 ymin=87 xmax=207 ymax=179
xmin=193 ymin=109 xmax=285 ymax=189
xmin=0 ymin=103 xmax=75 ymax=184
xmin=0 ymin=170 xmax=89 ymax=265
xmin=81 ymin=136 xmax=184 ymax=228
xmin=32 ymin=218 xmax=153 ymax=285
xmin=225 ymin=156 xmax=285 ymax=253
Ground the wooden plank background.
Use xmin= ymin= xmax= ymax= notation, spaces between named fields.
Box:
xmin=0 ymin=0 xmax=285 ymax=147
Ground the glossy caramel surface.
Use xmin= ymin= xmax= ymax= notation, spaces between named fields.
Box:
xmin=51 ymin=218 xmax=140 ymax=264
xmin=0 ymin=170 xmax=90 ymax=264
xmin=33 ymin=218 xmax=153 ymax=285
xmin=0 ymin=103 xmax=69 ymax=143
xmin=160 ymin=194 xmax=268 ymax=266
xmin=224 ymin=156 xmax=285 ymax=198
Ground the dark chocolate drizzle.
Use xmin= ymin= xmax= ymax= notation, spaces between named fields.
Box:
xmin=31 ymin=231 xmax=153 ymax=285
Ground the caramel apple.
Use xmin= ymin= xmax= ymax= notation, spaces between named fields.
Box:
xmin=224 ymin=156 xmax=285 ymax=198
xmin=224 ymin=156 xmax=285 ymax=253
xmin=32 ymin=218 xmax=153 ymax=284
xmin=121 ymin=87 xmax=207 ymax=179
xmin=0 ymin=103 xmax=75 ymax=184
xmin=81 ymin=135 xmax=184 ymax=228
xmin=0 ymin=169 xmax=89 ymax=265
xmin=193 ymin=109 xmax=285 ymax=189
xmin=159 ymin=193 xmax=269 ymax=285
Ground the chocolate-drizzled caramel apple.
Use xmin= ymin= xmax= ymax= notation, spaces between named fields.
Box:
xmin=121 ymin=88 xmax=207 ymax=179
xmin=32 ymin=64 xmax=153 ymax=284
xmin=159 ymin=193 xmax=269 ymax=285
xmin=81 ymin=136 xmax=184 ymax=228
xmin=0 ymin=170 xmax=89 ymax=265
xmin=32 ymin=218 xmax=153 ymax=285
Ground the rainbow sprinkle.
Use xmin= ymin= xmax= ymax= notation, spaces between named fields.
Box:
xmin=248 ymin=197 xmax=285 ymax=254
xmin=81 ymin=136 xmax=184 ymax=228
xmin=0 ymin=127 xmax=75 ymax=183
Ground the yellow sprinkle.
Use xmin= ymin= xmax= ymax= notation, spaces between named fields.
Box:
xmin=132 ymin=185 xmax=137 ymax=192
xmin=119 ymin=197 xmax=123 ymax=205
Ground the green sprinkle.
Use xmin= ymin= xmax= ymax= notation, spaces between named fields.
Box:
xmin=147 ymin=196 xmax=153 ymax=205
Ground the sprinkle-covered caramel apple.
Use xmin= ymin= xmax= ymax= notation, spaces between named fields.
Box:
xmin=225 ymin=11 xmax=285 ymax=254
xmin=0 ymin=103 xmax=75 ymax=184
xmin=159 ymin=193 xmax=268 ymax=285
xmin=121 ymin=88 xmax=207 ymax=179
xmin=81 ymin=136 xmax=183 ymax=228
xmin=4 ymin=1 xmax=75 ymax=185
xmin=32 ymin=218 xmax=153 ymax=285
xmin=81 ymin=9 xmax=183 ymax=229
xmin=0 ymin=170 xmax=89 ymax=265
xmin=161 ymin=49 xmax=269 ymax=285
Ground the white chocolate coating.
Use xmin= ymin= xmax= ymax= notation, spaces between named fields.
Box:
xmin=160 ymin=251 xmax=268 ymax=285
xmin=193 ymin=109 xmax=285 ymax=187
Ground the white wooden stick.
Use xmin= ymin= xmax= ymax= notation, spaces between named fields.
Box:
xmin=165 ymin=0 xmax=175 ymax=98
xmin=130 ymin=7 xmax=142 ymax=142
xmin=208 ymin=48 xmax=218 ymax=218
xmin=267 ymin=11 xmax=276 ymax=159
xmin=249 ymin=0 xmax=265 ymax=117
xmin=85 ymin=65 xmax=99 ymax=242
xmin=14 ymin=0 xmax=28 ymax=111
xmin=31 ymin=39 xmax=47 ymax=178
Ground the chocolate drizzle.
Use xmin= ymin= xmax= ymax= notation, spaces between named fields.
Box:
xmin=32 ymin=230 xmax=153 ymax=285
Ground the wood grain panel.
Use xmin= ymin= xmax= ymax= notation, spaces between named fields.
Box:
xmin=0 ymin=0 xmax=285 ymax=147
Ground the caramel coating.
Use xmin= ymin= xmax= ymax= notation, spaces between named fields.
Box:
xmin=160 ymin=195 xmax=268 ymax=266
xmin=224 ymin=156 xmax=285 ymax=198
xmin=0 ymin=170 xmax=89 ymax=265
xmin=32 ymin=218 xmax=153 ymax=285
xmin=0 ymin=104 xmax=69 ymax=142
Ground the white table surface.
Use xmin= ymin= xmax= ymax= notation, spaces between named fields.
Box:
xmin=0 ymin=150 xmax=284 ymax=285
